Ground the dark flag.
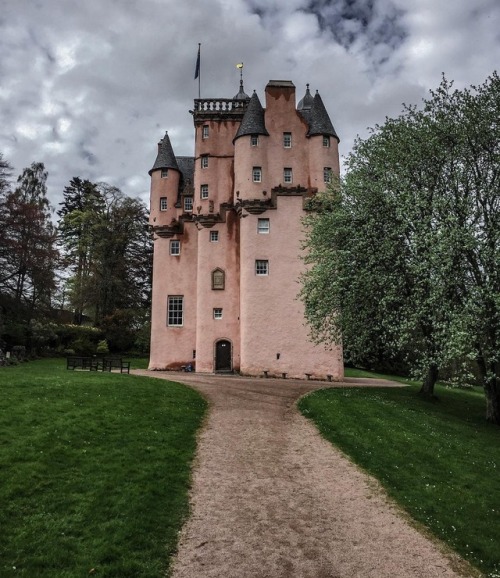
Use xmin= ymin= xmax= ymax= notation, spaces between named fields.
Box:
xmin=194 ymin=45 xmax=200 ymax=79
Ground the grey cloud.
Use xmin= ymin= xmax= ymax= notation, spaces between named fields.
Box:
xmin=0 ymin=0 xmax=499 ymax=210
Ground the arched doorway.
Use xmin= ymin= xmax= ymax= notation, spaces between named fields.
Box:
xmin=215 ymin=340 xmax=232 ymax=372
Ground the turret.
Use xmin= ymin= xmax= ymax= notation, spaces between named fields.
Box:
xmin=149 ymin=132 xmax=181 ymax=228
xmin=233 ymin=91 xmax=269 ymax=203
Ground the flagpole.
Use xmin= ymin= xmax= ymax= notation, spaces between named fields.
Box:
xmin=194 ymin=43 xmax=201 ymax=99
xmin=198 ymin=43 xmax=201 ymax=99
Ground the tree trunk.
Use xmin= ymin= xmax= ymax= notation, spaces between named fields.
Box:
xmin=483 ymin=371 xmax=500 ymax=425
xmin=419 ymin=364 xmax=439 ymax=396
xmin=478 ymin=356 xmax=500 ymax=425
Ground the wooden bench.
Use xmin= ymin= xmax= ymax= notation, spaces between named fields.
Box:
xmin=67 ymin=356 xmax=93 ymax=370
xmin=66 ymin=356 xmax=130 ymax=374
xmin=102 ymin=358 xmax=130 ymax=374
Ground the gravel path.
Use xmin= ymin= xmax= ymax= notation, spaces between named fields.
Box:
xmin=134 ymin=371 xmax=476 ymax=578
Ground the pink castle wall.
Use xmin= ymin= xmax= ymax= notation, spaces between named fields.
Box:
xmin=148 ymin=80 xmax=343 ymax=380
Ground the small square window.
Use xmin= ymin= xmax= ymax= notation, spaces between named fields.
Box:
xmin=323 ymin=136 xmax=330 ymax=148
xmin=184 ymin=197 xmax=193 ymax=212
xmin=257 ymin=218 xmax=270 ymax=234
xmin=283 ymin=132 xmax=292 ymax=148
xmin=284 ymin=168 xmax=292 ymax=184
xmin=255 ymin=260 xmax=269 ymax=276
xmin=202 ymin=125 xmax=209 ymax=139
xmin=201 ymin=184 xmax=209 ymax=199
xmin=323 ymin=167 xmax=332 ymax=183
xmin=252 ymin=166 xmax=262 ymax=182
xmin=210 ymin=230 xmax=219 ymax=242
xmin=201 ymin=156 xmax=209 ymax=169
xmin=170 ymin=240 xmax=180 ymax=255
xmin=251 ymin=135 xmax=259 ymax=147
xmin=213 ymin=308 xmax=223 ymax=319
xmin=161 ymin=169 xmax=168 ymax=178
xmin=160 ymin=197 xmax=167 ymax=211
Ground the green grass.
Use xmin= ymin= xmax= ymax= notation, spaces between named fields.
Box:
xmin=299 ymin=377 xmax=500 ymax=578
xmin=0 ymin=359 xmax=207 ymax=577
xmin=128 ymin=357 xmax=150 ymax=370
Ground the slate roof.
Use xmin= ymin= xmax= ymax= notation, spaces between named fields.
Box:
xmin=305 ymin=92 xmax=339 ymax=141
xmin=297 ymin=84 xmax=314 ymax=111
xmin=149 ymin=132 xmax=180 ymax=175
xmin=176 ymin=156 xmax=195 ymax=196
xmin=233 ymin=91 xmax=269 ymax=142
xmin=233 ymin=79 xmax=250 ymax=100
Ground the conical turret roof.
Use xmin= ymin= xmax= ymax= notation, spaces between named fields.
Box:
xmin=149 ymin=132 xmax=180 ymax=175
xmin=306 ymin=91 xmax=339 ymax=141
xmin=297 ymin=84 xmax=314 ymax=111
xmin=233 ymin=91 xmax=269 ymax=142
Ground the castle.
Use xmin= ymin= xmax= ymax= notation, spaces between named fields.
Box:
xmin=148 ymin=78 xmax=343 ymax=380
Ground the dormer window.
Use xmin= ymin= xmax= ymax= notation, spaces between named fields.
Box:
xmin=161 ymin=169 xmax=168 ymax=178
xmin=251 ymin=135 xmax=259 ymax=147
xmin=202 ymin=125 xmax=209 ymax=139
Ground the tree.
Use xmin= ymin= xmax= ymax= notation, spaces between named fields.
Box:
xmin=0 ymin=162 xmax=58 ymax=313
xmin=0 ymin=152 xmax=12 ymax=195
xmin=58 ymin=178 xmax=152 ymax=350
xmin=0 ymin=153 xmax=14 ymax=297
xmin=431 ymin=74 xmax=500 ymax=423
xmin=57 ymin=177 xmax=104 ymax=324
xmin=301 ymin=73 xmax=500 ymax=423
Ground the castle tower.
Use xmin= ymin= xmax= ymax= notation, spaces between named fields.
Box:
xmin=148 ymin=79 xmax=343 ymax=380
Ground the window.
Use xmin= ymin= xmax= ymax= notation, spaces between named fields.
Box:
xmin=201 ymin=184 xmax=209 ymax=199
xmin=184 ymin=197 xmax=193 ymax=212
xmin=212 ymin=268 xmax=225 ymax=290
xmin=252 ymin=166 xmax=262 ymax=182
xmin=210 ymin=230 xmax=219 ymax=242
xmin=202 ymin=125 xmax=209 ymax=139
xmin=201 ymin=156 xmax=209 ymax=169
xmin=284 ymin=168 xmax=293 ymax=184
xmin=169 ymin=240 xmax=180 ymax=255
xmin=167 ymin=296 xmax=183 ymax=326
xmin=257 ymin=218 xmax=270 ymax=234
xmin=283 ymin=132 xmax=292 ymax=148
xmin=323 ymin=135 xmax=330 ymax=148
xmin=251 ymin=135 xmax=259 ymax=147
xmin=255 ymin=260 xmax=269 ymax=276
xmin=213 ymin=308 xmax=223 ymax=319
xmin=161 ymin=169 xmax=168 ymax=178
xmin=323 ymin=167 xmax=332 ymax=183
xmin=160 ymin=197 xmax=167 ymax=211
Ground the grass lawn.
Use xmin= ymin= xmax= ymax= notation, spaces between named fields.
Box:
xmin=0 ymin=358 xmax=207 ymax=577
xmin=298 ymin=375 xmax=500 ymax=578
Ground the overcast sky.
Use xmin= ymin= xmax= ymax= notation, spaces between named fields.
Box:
xmin=1 ymin=0 xmax=500 ymax=208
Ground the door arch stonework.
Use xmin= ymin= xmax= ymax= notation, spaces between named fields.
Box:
xmin=215 ymin=339 xmax=232 ymax=372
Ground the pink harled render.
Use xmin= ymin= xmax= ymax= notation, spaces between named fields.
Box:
xmin=148 ymin=79 xmax=343 ymax=380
